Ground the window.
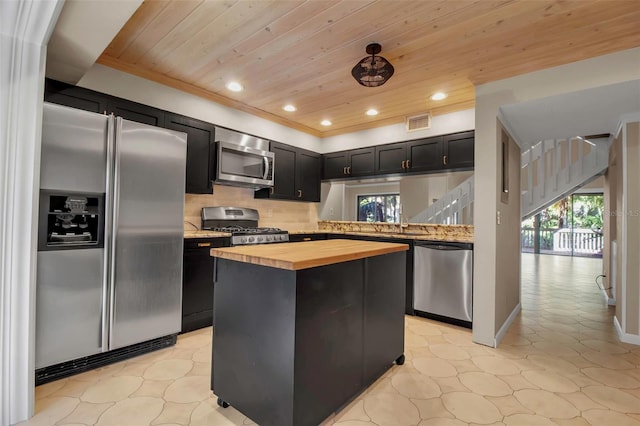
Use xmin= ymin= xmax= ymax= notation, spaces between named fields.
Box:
xmin=357 ymin=194 xmax=400 ymax=222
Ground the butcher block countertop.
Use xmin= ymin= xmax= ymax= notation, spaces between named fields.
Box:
xmin=210 ymin=239 xmax=409 ymax=271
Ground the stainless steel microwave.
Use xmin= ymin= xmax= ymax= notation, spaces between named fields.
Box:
xmin=215 ymin=127 xmax=274 ymax=189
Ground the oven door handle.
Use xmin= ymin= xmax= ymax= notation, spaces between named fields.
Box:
xmin=263 ymin=156 xmax=269 ymax=180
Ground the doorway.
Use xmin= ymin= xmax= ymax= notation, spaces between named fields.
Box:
xmin=521 ymin=193 xmax=604 ymax=258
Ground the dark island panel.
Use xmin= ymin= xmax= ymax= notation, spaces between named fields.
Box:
xmin=212 ymin=260 xmax=297 ymax=426
xmin=211 ymin=244 xmax=406 ymax=426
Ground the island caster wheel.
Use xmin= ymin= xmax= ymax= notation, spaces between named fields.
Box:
xmin=217 ymin=397 xmax=229 ymax=408
xmin=395 ymin=354 xmax=405 ymax=365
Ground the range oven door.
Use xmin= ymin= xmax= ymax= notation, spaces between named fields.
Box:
xmin=216 ymin=141 xmax=274 ymax=188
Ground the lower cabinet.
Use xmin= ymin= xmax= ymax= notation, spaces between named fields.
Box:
xmin=182 ymin=237 xmax=229 ymax=333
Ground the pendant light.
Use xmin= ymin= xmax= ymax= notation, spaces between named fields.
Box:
xmin=351 ymin=43 xmax=394 ymax=87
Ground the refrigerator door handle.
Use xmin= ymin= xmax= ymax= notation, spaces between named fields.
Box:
xmin=101 ymin=115 xmax=116 ymax=351
xmin=107 ymin=116 xmax=123 ymax=349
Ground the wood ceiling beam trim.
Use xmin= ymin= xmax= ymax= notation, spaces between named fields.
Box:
xmin=102 ymin=0 xmax=171 ymax=59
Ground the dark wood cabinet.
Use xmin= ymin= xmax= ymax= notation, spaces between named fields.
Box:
xmin=182 ymin=237 xmax=230 ymax=333
xmin=374 ymin=132 xmax=473 ymax=176
xmin=45 ymin=78 xmax=164 ymax=127
xmin=269 ymin=142 xmax=297 ymax=199
xmin=106 ymin=98 xmax=165 ymax=127
xmin=406 ymin=136 xmax=443 ymax=173
xmin=443 ymin=131 xmax=475 ymax=169
xmin=44 ymin=78 xmax=108 ymax=114
xmin=164 ymin=113 xmax=216 ymax=194
xmin=296 ymin=149 xmax=321 ymax=201
xmin=375 ymin=142 xmax=407 ymax=175
xmin=322 ymin=152 xmax=350 ymax=179
xmin=323 ymin=148 xmax=375 ymax=180
xmin=256 ymin=141 xmax=321 ymax=202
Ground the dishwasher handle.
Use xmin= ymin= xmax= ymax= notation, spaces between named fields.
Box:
xmin=415 ymin=242 xmax=473 ymax=251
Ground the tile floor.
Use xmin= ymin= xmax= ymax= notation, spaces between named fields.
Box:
xmin=19 ymin=254 xmax=640 ymax=426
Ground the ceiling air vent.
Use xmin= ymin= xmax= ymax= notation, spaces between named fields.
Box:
xmin=406 ymin=113 xmax=431 ymax=132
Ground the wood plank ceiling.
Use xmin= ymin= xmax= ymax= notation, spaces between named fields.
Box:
xmin=98 ymin=0 xmax=640 ymax=137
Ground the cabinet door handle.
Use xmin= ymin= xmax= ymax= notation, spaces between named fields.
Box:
xmin=197 ymin=242 xmax=211 ymax=247
xmin=406 ymin=160 xmax=410 ymax=169
xmin=401 ymin=160 xmax=406 ymax=169
xmin=347 ymin=166 xmax=351 ymax=174
xmin=343 ymin=166 xmax=347 ymax=175
xmin=270 ymin=187 xmax=274 ymax=195
xmin=443 ymin=155 xmax=448 ymax=165
xmin=302 ymin=237 xmax=312 ymax=241
xmin=297 ymin=189 xmax=302 ymax=198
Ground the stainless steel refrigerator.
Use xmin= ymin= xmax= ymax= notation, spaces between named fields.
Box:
xmin=36 ymin=102 xmax=187 ymax=370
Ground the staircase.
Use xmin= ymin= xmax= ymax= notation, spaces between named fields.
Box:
xmin=521 ymin=136 xmax=610 ymax=219
xmin=409 ymin=175 xmax=474 ymax=224
xmin=409 ymin=135 xmax=610 ymax=224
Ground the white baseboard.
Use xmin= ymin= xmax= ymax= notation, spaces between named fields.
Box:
xmin=614 ymin=316 xmax=640 ymax=345
xmin=601 ymin=287 xmax=616 ymax=306
xmin=494 ymin=303 xmax=521 ymax=347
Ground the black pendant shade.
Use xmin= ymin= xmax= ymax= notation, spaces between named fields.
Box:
xmin=351 ymin=43 xmax=394 ymax=87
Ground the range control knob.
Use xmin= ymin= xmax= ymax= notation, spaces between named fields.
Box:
xmin=240 ymin=237 xmax=247 ymax=244
xmin=266 ymin=236 xmax=273 ymax=242
xmin=248 ymin=236 xmax=255 ymax=243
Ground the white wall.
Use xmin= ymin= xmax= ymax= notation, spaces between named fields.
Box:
xmin=320 ymin=109 xmax=475 ymax=153
xmin=78 ymin=64 xmax=323 ymax=152
xmin=473 ymin=47 xmax=640 ymax=348
xmin=1 ymin=2 xmax=64 ymax=424
xmin=78 ymin=65 xmax=476 ymax=156
xmin=318 ymin=182 xmax=345 ymax=221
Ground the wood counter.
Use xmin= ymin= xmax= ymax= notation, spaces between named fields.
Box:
xmin=209 ymin=239 xmax=408 ymax=270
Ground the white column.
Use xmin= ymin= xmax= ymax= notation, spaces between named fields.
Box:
xmin=0 ymin=1 xmax=63 ymax=424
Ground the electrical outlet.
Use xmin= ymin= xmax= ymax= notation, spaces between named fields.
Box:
xmin=497 ymin=210 xmax=501 ymax=225
xmin=329 ymin=207 xmax=334 ymax=218
xmin=267 ymin=208 xmax=273 ymax=217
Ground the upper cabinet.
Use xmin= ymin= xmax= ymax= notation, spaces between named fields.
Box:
xmin=375 ymin=137 xmax=444 ymax=175
xmin=106 ymin=98 xmax=165 ymax=128
xmin=45 ymin=79 xmax=164 ymax=126
xmin=443 ymin=131 xmax=475 ymax=169
xmin=164 ymin=113 xmax=216 ymax=195
xmin=255 ymin=141 xmax=321 ymax=202
xmin=406 ymin=136 xmax=443 ymax=173
xmin=372 ymin=132 xmax=474 ymax=177
xmin=374 ymin=142 xmax=408 ymax=175
xmin=323 ymin=147 xmax=375 ymax=180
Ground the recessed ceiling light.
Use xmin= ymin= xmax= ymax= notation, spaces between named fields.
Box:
xmin=321 ymin=120 xmax=332 ymax=126
xmin=283 ymin=104 xmax=297 ymax=112
xmin=431 ymin=92 xmax=447 ymax=101
xmin=226 ymin=81 xmax=244 ymax=92
xmin=366 ymin=109 xmax=379 ymax=116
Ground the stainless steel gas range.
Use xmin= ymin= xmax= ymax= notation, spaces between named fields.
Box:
xmin=201 ymin=206 xmax=289 ymax=246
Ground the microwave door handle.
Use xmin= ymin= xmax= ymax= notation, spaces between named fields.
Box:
xmin=263 ymin=156 xmax=269 ymax=180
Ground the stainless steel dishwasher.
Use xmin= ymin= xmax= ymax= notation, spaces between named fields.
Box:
xmin=413 ymin=241 xmax=473 ymax=328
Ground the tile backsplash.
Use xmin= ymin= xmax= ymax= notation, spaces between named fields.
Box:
xmin=184 ymin=185 xmax=319 ymax=231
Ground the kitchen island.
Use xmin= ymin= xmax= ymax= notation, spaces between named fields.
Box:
xmin=210 ymin=239 xmax=408 ymax=426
